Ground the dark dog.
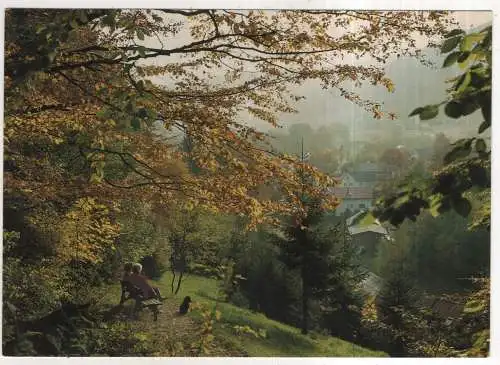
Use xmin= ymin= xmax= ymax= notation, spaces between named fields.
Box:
xmin=179 ymin=296 xmax=191 ymax=315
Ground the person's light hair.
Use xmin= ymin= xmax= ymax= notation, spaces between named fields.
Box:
xmin=132 ymin=263 xmax=143 ymax=274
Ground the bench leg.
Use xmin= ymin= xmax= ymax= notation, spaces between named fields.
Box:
xmin=152 ymin=306 xmax=159 ymax=321
xmin=132 ymin=299 xmax=142 ymax=319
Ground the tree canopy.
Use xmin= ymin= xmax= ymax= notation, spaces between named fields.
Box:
xmin=5 ymin=9 xmax=455 ymax=229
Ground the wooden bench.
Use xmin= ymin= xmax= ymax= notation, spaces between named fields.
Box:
xmin=120 ymin=280 xmax=162 ymax=321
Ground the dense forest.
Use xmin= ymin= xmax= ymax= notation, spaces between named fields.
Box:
xmin=3 ymin=9 xmax=491 ymax=357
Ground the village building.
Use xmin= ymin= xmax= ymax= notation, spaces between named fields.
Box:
xmin=331 ymin=162 xmax=393 ymax=215
xmin=348 ymin=162 xmax=393 ymax=188
xmin=332 ymin=185 xmax=373 ymax=214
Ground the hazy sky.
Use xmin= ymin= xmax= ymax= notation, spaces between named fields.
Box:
xmin=143 ymin=10 xmax=492 ymax=134
xmin=274 ymin=11 xmax=493 ymax=130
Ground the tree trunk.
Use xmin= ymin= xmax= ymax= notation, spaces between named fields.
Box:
xmin=174 ymin=271 xmax=184 ymax=295
xmin=170 ymin=250 xmax=178 ymax=294
xmin=301 ymin=268 xmax=309 ymax=335
xmin=174 ymin=256 xmax=186 ymax=295
xmin=171 ymin=269 xmax=176 ymax=294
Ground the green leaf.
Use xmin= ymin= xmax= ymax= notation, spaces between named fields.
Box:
xmin=445 ymin=29 xmax=465 ymax=38
xmin=453 ymin=73 xmax=465 ymax=90
xmin=137 ymin=46 xmax=146 ymax=57
xmin=472 ymin=329 xmax=489 ymax=351
xmin=461 ymin=99 xmax=480 ymax=116
xmin=35 ymin=25 xmax=46 ymax=34
xmin=444 ymin=139 xmax=472 ymax=164
xmin=444 ymin=101 xmax=462 ymax=119
xmin=458 ymin=58 xmax=471 ymax=70
xmin=457 ymin=71 xmax=471 ymax=93
xmin=460 ymin=33 xmax=484 ymax=52
xmin=475 ymin=138 xmax=486 ymax=153
xmin=469 ymin=71 xmax=487 ymax=89
xmin=478 ymin=120 xmax=490 ymax=134
xmin=468 ymin=165 xmax=489 ymax=188
xmin=441 ymin=36 xmax=461 ymax=53
xmin=394 ymin=194 xmax=410 ymax=208
xmin=486 ymin=53 xmax=492 ymax=66
xmin=408 ymin=107 xmax=423 ymax=117
xmin=457 ymin=51 xmax=471 ymax=63
xmin=419 ymin=105 xmax=440 ymax=121
xmin=388 ymin=211 xmax=406 ymax=227
xmin=452 ymin=196 xmax=472 ymax=217
xmin=442 ymin=52 xmax=460 ymax=67
xmin=136 ymin=29 xmax=145 ymax=41
xmin=429 ymin=195 xmax=443 ymax=217
xmin=481 ymin=102 xmax=491 ymax=123
xmin=464 ymin=299 xmax=485 ymax=314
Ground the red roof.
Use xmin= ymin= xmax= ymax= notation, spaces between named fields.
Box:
xmin=331 ymin=187 xmax=373 ymax=200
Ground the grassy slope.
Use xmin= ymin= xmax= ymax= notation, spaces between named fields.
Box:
xmin=97 ymin=273 xmax=386 ymax=357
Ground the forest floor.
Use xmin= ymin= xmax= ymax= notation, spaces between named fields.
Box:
xmin=96 ymin=273 xmax=386 ymax=357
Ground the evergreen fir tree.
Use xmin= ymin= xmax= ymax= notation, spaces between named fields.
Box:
xmin=278 ymin=199 xmax=365 ymax=335
xmin=376 ymin=259 xmax=418 ymax=356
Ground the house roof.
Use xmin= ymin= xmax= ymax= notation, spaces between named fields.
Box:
xmin=346 ymin=210 xmax=368 ymax=226
xmin=345 ymin=211 xmax=393 ymax=239
xmin=332 ymin=187 xmax=373 ymax=200
xmin=354 ymin=162 xmax=386 ymax=172
xmin=349 ymin=224 xmax=389 ymax=236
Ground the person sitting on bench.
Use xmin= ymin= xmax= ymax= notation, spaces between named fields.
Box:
xmin=122 ymin=262 xmax=133 ymax=281
xmin=127 ymin=263 xmax=163 ymax=300
xmin=120 ymin=262 xmax=135 ymax=304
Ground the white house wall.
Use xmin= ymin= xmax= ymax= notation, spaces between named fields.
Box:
xmin=335 ymin=198 xmax=373 ymax=214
